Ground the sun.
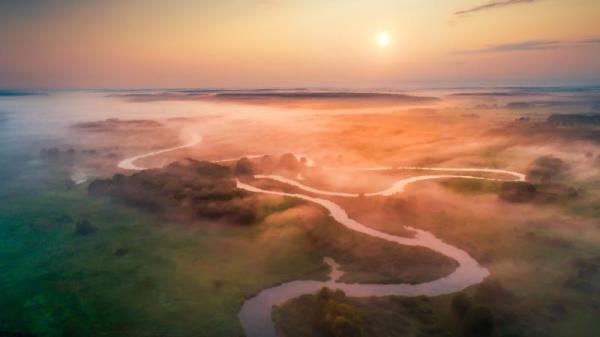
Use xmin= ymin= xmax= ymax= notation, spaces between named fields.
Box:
xmin=376 ymin=32 xmax=391 ymax=47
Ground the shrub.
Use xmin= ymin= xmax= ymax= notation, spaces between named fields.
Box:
xmin=526 ymin=156 xmax=568 ymax=184
xmin=74 ymin=219 xmax=97 ymax=236
xmin=88 ymin=159 xmax=258 ymax=226
xmin=234 ymin=157 xmax=254 ymax=176
xmin=499 ymin=182 xmax=537 ymax=203
xmin=314 ymin=288 xmax=364 ymax=337
xmin=278 ymin=153 xmax=299 ymax=170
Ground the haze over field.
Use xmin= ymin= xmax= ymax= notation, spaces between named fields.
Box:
xmin=1 ymin=1 xmax=599 ymax=337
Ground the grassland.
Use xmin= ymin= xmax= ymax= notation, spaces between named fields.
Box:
xmin=0 ymin=183 xmax=322 ymax=336
xmin=274 ymin=178 xmax=600 ymax=337
xmin=0 ymin=171 xmax=456 ymax=337
xmin=2 ymin=91 xmax=599 ymax=337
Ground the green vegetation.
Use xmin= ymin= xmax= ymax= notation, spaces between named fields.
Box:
xmin=3 ymin=101 xmax=600 ymax=337
xmin=313 ymin=288 xmax=364 ymax=337
xmin=303 ymin=210 xmax=456 ymax=284
xmin=439 ymin=179 xmax=503 ymax=195
xmin=0 ymin=187 xmax=325 ymax=337
xmin=88 ymin=160 xmax=258 ymax=225
xmin=440 ymin=178 xmax=583 ymax=207
xmin=451 ymin=294 xmax=494 ymax=337
xmin=0 ymin=178 xmax=456 ymax=336
xmin=74 ymin=219 xmax=98 ymax=236
xmin=526 ymin=156 xmax=569 ymax=184
xmin=315 ymin=194 xmax=599 ymax=337
xmin=274 ymin=167 xmax=600 ymax=337
xmin=498 ymin=181 xmax=538 ymax=203
xmin=274 ymin=290 xmax=448 ymax=337
xmin=276 ymin=274 xmax=600 ymax=337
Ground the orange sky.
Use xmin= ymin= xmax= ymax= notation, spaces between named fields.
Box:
xmin=1 ymin=0 xmax=599 ymax=88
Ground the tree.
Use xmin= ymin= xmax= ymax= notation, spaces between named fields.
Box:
xmin=527 ymin=156 xmax=568 ymax=184
xmin=499 ymin=182 xmax=537 ymax=203
xmin=278 ymin=153 xmax=299 ymax=170
xmin=234 ymin=157 xmax=254 ymax=176
xmin=74 ymin=219 xmax=97 ymax=236
xmin=314 ymin=288 xmax=364 ymax=337
xmin=259 ymin=155 xmax=275 ymax=172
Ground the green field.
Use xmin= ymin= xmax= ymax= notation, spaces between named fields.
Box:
xmin=0 ymin=177 xmax=457 ymax=336
xmin=274 ymin=180 xmax=600 ymax=337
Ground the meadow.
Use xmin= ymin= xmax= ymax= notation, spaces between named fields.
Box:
xmin=1 ymin=89 xmax=599 ymax=337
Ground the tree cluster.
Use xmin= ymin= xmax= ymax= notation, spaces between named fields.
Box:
xmin=89 ymin=159 xmax=257 ymax=225
xmin=313 ymin=288 xmax=364 ymax=337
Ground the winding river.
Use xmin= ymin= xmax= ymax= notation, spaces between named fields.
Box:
xmin=117 ymin=134 xmax=203 ymax=170
xmin=116 ymin=135 xmax=526 ymax=337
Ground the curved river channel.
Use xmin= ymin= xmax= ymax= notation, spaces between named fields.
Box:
xmin=117 ymin=135 xmax=526 ymax=337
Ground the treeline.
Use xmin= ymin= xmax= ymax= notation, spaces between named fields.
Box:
xmin=275 ymin=282 xmax=518 ymax=337
xmin=88 ymin=159 xmax=258 ymax=225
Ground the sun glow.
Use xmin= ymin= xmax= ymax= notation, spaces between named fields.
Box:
xmin=376 ymin=32 xmax=391 ymax=47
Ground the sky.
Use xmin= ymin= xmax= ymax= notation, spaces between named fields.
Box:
xmin=0 ymin=0 xmax=599 ymax=89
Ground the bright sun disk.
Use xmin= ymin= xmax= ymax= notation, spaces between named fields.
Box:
xmin=376 ymin=32 xmax=391 ymax=47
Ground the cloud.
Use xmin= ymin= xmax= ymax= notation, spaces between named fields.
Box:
xmin=456 ymin=38 xmax=600 ymax=54
xmin=455 ymin=0 xmax=538 ymax=16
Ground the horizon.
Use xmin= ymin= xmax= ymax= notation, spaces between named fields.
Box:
xmin=3 ymin=83 xmax=600 ymax=93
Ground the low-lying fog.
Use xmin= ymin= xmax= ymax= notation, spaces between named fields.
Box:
xmin=4 ymin=88 xmax=599 ymax=186
xmin=1 ymin=87 xmax=599 ymax=337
